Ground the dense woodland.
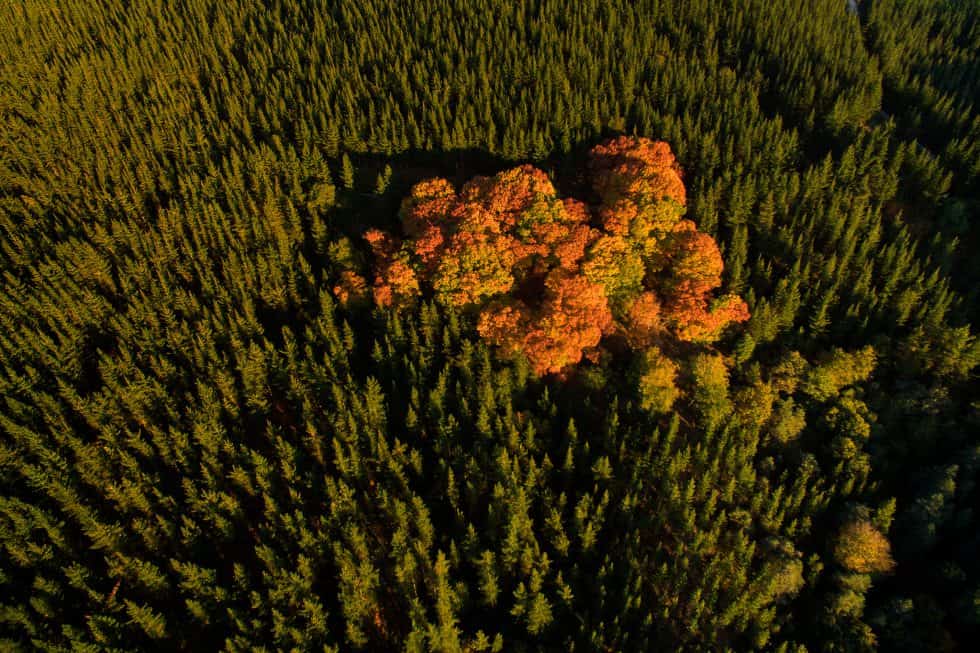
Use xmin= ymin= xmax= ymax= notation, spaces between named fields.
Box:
xmin=0 ymin=0 xmax=978 ymax=650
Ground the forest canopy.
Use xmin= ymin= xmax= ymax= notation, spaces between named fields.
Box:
xmin=0 ymin=0 xmax=978 ymax=651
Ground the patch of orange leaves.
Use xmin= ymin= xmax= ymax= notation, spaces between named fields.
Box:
xmin=356 ymin=137 xmax=748 ymax=374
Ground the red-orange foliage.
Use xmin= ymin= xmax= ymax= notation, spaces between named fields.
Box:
xmin=662 ymin=224 xmax=725 ymax=306
xmin=361 ymin=136 xmax=748 ymax=374
xmin=364 ymin=229 xmax=420 ymax=308
xmin=651 ymin=220 xmax=750 ymax=342
xmin=478 ymin=272 xmax=613 ymax=375
xmin=333 ymin=271 xmax=370 ymax=307
xmin=399 ymin=178 xmax=456 ymax=236
xmin=590 ymin=136 xmax=687 ymax=206
xmin=523 ymin=271 xmax=614 ymax=374
xmin=671 ymin=293 xmax=751 ymax=343
xmin=625 ymin=291 xmax=664 ymax=346
xmin=460 ymin=165 xmax=557 ymax=220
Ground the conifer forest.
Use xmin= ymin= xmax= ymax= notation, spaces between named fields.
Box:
xmin=2 ymin=1 xmax=979 ymax=650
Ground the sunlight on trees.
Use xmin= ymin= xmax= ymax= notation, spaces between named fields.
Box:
xmin=361 ymin=137 xmax=749 ymax=374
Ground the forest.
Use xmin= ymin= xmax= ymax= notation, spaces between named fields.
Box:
xmin=0 ymin=0 xmax=977 ymax=650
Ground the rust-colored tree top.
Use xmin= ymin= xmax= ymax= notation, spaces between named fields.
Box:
xmin=352 ymin=137 xmax=749 ymax=375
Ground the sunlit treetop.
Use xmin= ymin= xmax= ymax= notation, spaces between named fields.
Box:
xmin=590 ymin=136 xmax=687 ymax=206
xmin=354 ymin=137 xmax=748 ymax=374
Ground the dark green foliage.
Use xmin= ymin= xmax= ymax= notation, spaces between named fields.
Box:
xmin=0 ymin=0 xmax=977 ymax=650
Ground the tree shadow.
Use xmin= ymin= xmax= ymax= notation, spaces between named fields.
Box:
xmin=331 ymin=139 xmax=612 ymax=236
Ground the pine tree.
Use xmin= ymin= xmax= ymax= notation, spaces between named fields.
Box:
xmin=341 ymin=153 xmax=356 ymax=190
xmin=375 ymin=164 xmax=393 ymax=195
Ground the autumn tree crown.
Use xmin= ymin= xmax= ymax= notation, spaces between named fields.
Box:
xmin=343 ymin=137 xmax=748 ymax=374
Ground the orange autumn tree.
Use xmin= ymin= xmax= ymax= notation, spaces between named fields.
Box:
xmin=355 ymin=136 xmax=749 ymax=375
xmin=589 ymin=138 xmax=749 ymax=344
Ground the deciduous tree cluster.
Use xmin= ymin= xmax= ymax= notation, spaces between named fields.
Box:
xmin=359 ymin=137 xmax=749 ymax=374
